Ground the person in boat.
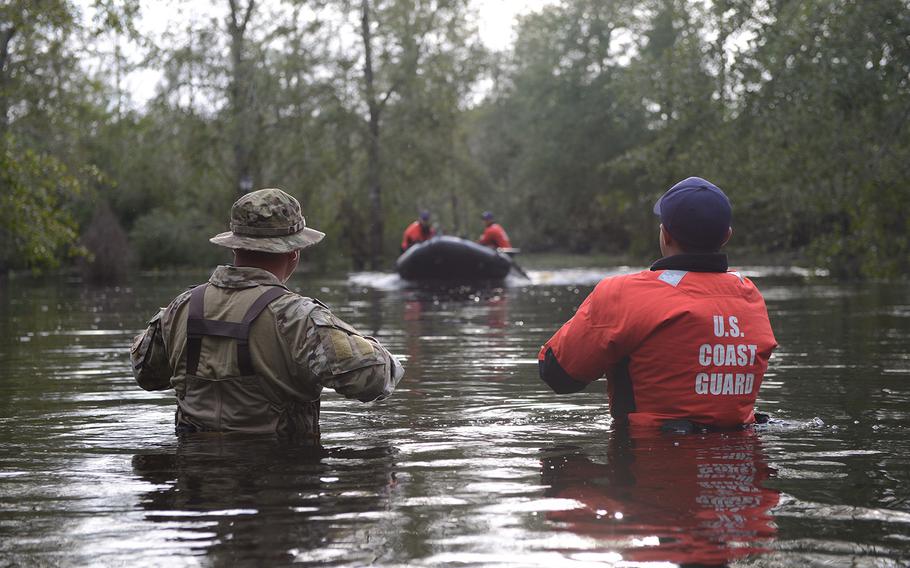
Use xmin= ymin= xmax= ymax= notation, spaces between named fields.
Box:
xmin=477 ymin=211 xmax=512 ymax=249
xmin=538 ymin=177 xmax=777 ymax=431
xmin=401 ymin=210 xmax=436 ymax=252
xmin=130 ymin=188 xmax=404 ymax=440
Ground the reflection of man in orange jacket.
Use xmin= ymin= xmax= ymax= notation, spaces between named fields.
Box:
xmin=477 ymin=211 xmax=511 ymax=249
xmin=401 ymin=210 xmax=436 ymax=252
xmin=539 ymin=177 xmax=777 ymax=431
xmin=540 ymin=429 xmax=779 ymax=566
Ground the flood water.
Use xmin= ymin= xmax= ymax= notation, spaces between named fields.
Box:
xmin=1 ymin=266 xmax=909 ymax=567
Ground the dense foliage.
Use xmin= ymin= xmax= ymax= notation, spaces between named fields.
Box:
xmin=1 ymin=0 xmax=908 ymax=278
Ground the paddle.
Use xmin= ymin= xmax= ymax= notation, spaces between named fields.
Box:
xmin=498 ymin=248 xmax=531 ymax=280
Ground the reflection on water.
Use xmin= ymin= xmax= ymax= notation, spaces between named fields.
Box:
xmin=131 ymin=437 xmax=400 ymax=565
xmin=1 ymin=269 xmax=909 ymax=566
xmin=540 ymin=430 xmax=778 ymax=566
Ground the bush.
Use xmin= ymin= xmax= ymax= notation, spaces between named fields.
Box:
xmin=80 ymin=201 xmax=131 ymax=284
xmin=130 ymin=208 xmax=226 ymax=269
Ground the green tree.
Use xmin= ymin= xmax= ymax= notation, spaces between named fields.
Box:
xmin=0 ymin=1 xmax=105 ymax=272
xmin=471 ymin=0 xmax=650 ymax=252
xmin=729 ymin=0 xmax=910 ymax=277
xmin=348 ymin=0 xmax=484 ymax=267
xmin=0 ymin=137 xmax=89 ymax=271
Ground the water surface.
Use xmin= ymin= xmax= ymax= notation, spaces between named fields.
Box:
xmin=1 ymin=267 xmax=908 ymax=566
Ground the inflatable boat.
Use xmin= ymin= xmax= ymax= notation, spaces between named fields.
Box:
xmin=396 ymin=236 xmax=514 ymax=281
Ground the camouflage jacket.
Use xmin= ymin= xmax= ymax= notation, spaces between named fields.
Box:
xmin=130 ymin=265 xmax=404 ymax=436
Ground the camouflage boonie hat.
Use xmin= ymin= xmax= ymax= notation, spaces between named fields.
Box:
xmin=209 ymin=188 xmax=325 ymax=253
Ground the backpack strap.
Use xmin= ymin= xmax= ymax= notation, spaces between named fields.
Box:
xmin=184 ymin=284 xmax=288 ymax=376
xmin=236 ymin=286 xmax=288 ymax=375
xmin=185 ymin=284 xmax=208 ymax=376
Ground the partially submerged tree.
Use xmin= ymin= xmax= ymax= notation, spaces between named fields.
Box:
xmin=0 ymin=1 xmax=96 ymax=273
xmin=349 ymin=0 xmax=483 ymax=268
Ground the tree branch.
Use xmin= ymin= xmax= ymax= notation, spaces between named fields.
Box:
xmin=377 ymin=8 xmax=440 ymax=112
xmin=0 ymin=25 xmax=17 ymax=76
xmin=228 ymin=0 xmax=240 ymax=31
xmin=227 ymin=0 xmax=255 ymax=35
xmin=240 ymin=0 xmax=256 ymax=35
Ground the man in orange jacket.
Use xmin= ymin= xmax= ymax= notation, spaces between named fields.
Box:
xmin=401 ymin=210 xmax=436 ymax=252
xmin=477 ymin=211 xmax=512 ymax=249
xmin=538 ymin=177 xmax=777 ymax=431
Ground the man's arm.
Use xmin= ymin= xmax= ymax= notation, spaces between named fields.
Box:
xmin=539 ymin=346 xmax=589 ymax=393
xmin=301 ymin=306 xmax=404 ymax=402
xmin=538 ymin=279 xmax=626 ymax=393
xmin=130 ymin=309 xmax=173 ymax=391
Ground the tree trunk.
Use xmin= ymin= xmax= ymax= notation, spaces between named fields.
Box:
xmin=228 ymin=0 xmax=256 ymax=196
xmin=0 ymin=24 xmax=17 ymax=137
xmin=448 ymin=129 xmax=460 ymax=235
xmin=361 ymin=0 xmax=384 ymax=269
xmin=0 ymin=24 xmax=15 ymax=275
xmin=449 ymin=190 xmax=460 ymax=237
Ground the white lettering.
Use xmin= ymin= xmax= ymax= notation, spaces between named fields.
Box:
xmin=713 ymin=315 xmax=725 ymax=337
xmin=728 ymin=316 xmax=740 ymax=337
xmin=699 ymin=344 xmax=759 ymax=367
xmin=725 ymin=344 xmax=738 ymax=366
xmin=699 ymin=344 xmax=711 ymax=366
xmin=713 ymin=344 xmax=725 ymax=364
xmin=737 ymin=345 xmax=748 ymax=366
xmin=710 ymin=373 xmax=723 ymax=395
xmin=735 ymin=373 xmax=746 ymax=394
xmin=722 ymin=373 xmax=734 ymax=394
xmin=695 ymin=373 xmax=709 ymax=394
xmin=696 ymin=372 xmax=756 ymax=396
xmin=696 ymin=330 xmax=761 ymax=395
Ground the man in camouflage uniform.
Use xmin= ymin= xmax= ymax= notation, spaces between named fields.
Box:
xmin=130 ymin=188 xmax=404 ymax=439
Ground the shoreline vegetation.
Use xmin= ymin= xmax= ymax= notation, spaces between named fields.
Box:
xmin=516 ymin=249 xmax=812 ymax=272
xmin=2 ymin=1 xmax=908 ymax=282
xmin=1 ymin=250 xmax=830 ymax=286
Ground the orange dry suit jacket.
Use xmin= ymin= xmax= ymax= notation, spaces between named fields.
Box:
xmin=539 ymin=253 xmax=777 ymax=429
xmin=401 ymin=221 xmax=436 ymax=251
xmin=478 ymin=223 xmax=511 ymax=249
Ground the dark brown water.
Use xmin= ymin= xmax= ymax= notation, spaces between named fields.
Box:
xmin=1 ymin=267 xmax=909 ymax=567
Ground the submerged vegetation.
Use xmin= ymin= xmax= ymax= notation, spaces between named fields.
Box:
xmin=1 ymin=0 xmax=908 ymax=278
